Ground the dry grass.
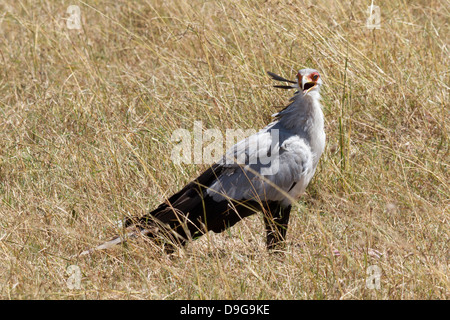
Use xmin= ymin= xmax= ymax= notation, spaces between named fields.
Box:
xmin=0 ymin=0 xmax=448 ymax=299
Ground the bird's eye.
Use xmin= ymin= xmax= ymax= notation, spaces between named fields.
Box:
xmin=312 ymin=74 xmax=319 ymax=81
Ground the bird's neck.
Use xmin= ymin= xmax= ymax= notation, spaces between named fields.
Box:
xmin=272 ymin=93 xmax=325 ymax=163
xmin=275 ymin=93 xmax=323 ymax=130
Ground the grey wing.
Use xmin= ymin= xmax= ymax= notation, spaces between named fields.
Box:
xmin=206 ymin=129 xmax=314 ymax=204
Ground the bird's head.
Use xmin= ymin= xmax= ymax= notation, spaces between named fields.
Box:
xmin=297 ymin=68 xmax=322 ymax=95
xmin=267 ymin=68 xmax=322 ymax=97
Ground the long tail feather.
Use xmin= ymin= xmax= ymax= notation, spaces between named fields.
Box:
xmin=79 ymin=228 xmax=152 ymax=256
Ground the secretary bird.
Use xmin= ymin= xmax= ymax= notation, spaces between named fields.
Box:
xmin=80 ymin=68 xmax=325 ymax=255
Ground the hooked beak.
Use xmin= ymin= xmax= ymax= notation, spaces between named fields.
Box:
xmin=301 ymin=74 xmax=318 ymax=94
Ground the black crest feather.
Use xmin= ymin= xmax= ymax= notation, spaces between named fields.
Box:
xmin=267 ymin=71 xmax=296 ymax=90
xmin=267 ymin=71 xmax=296 ymax=84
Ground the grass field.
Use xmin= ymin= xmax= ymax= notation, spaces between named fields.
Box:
xmin=0 ymin=0 xmax=448 ymax=299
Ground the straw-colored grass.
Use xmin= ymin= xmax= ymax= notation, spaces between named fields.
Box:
xmin=0 ymin=0 xmax=448 ymax=299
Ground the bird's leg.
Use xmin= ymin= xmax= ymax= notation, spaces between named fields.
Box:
xmin=264 ymin=204 xmax=291 ymax=251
